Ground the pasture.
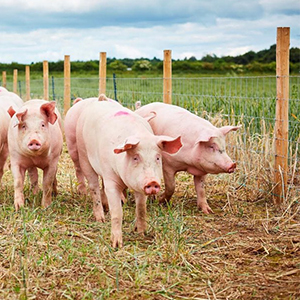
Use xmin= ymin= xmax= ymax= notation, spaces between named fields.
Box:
xmin=1 ymin=73 xmax=299 ymax=299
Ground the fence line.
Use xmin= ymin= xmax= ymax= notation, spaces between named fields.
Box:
xmin=1 ymin=27 xmax=299 ymax=205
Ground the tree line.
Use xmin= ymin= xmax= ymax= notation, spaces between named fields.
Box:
xmin=0 ymin=44 xmax=299 ymax=75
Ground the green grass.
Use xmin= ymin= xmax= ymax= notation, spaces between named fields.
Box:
xmin=4 ymin=73 xmax=299 ymax=142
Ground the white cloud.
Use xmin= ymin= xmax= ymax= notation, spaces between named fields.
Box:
xmin=0 ymin=0 xmax=299 ymax=63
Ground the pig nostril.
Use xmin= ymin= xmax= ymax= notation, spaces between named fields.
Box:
xmin=28 ymin=140 xmax=41 ymax=150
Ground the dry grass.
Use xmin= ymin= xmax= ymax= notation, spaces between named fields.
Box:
xmin=0 ymin=129 xmax=299 ymax=299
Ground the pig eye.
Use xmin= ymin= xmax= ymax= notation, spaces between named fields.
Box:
xmin=133 ymin=155 xmax=139 ymax=162
xmin=21 ymin=124 xmax=26 ymax=130
xmin=41 ymin=122 xmax=46 ymax=128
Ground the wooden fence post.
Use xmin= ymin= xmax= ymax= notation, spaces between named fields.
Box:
xmin=43 ymin=60 xmax=49 ymax=100
xmin=163 ymin=50 xmax=172 ymax=104
xmin=2 ymin=71 xmax=6 ymax=88
xmin=25 ymin=65 xmax=30 ymax=101
xmin=64 ymin=55 xmax=71 ymax=115
xmin=13 ymin=69 xmax=18 ymax=94
xmin=99 ymin=52 xmax=107 ymax=95
xmin=274 ymin=27 xmax=290 ymax=205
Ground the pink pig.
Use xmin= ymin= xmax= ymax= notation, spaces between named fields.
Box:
xmin=0 ymin=88 xmax=24 ymax=111
xmin=0 ymin=88 xmax=24 ymax=185
xmin=64 ymin=94 xmax=120 ymax=194
xmin=8 ymin=100 xmax=63 ymax=210
xmin=135 ymin=102 xmax=240 ymax=214
xmin=0 ymin=108 xmax=10 ymax=185
xmin=76 ymin=100 xmax=182 ymax=247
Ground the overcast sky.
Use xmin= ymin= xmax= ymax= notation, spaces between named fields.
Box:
xmin=0 ymin=0 xmax=299 ymax=64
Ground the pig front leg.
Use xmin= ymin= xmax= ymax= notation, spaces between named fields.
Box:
xmin=104 ymin=184 xmax=124 ymax=248
xmin=10 ymin=163 xmax=26 ymax=211
xmin=134 ymin=192 xmax=147 ymax=234
xmin=194 ymin=175 xmax=213 ymax=214
xmin=159 ymin=168 xmax=176 ymax=204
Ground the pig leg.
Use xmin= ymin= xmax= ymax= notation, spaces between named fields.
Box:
xmin=41 ymin=165 xmax=58 ymax=208
xmin=52 ymin=175 xmax=58 ymax=196
xmin=100 ymin=178 xmax=109 ymax=212
xmin=194 ymin=175 xmax=213 ymax=214
xmin=28 ymin=167 xmax=39 ymax=194
xmin=104 ymin=182 xmax=123 ymax=248
xmin=0 ymin=145 xmax=8 ymax=185
xmin=134 ymin=192 xmax=147 ymax=234
xmin=79 ymin=157 xmax=105 ymax=222
xmin=159 ymin=168 xmax=176 ymax=204
xmin=68 ymin=146 xmax=87 ymax=194
xmin=10 ymin=163 xmax=26 ymax=210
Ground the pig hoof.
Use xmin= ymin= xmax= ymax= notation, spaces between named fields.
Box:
xmin=14 ymin=201 xmax=25 ymax=211
xmin=77 ymin=187 xmax=87 ymax=195
xmin=134 ymin=224 xmax=147 ymax=234
xmin=95 ymin=215 xmax=105 ymax=223
xmin=111 ymin=235 xmax=123 ymax=248
xmin=198 ymin=204 xmax=214 ymax=214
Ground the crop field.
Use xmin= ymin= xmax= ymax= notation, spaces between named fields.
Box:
xmin=1 ymin=74 xmax=299 ymax=299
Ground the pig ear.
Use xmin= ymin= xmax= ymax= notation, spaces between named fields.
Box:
xmin=195 ymin=130 xmax=218 ymax=144
xmin=219 ymin=125 xmax=242 ymax=136
xmin=40 ymin=101 xmax=58 ymax=125
xmin=73 ymin=98 xmax=83 ymax=105
xmin=157 ymin=135 xmax=182 ymax=154
xmin=143 ymin=111 xmax=156 ymax=122
xmin=114 ymin=136 xmax=140 ymax=154
xmin=7 ymin=106 xmax=16 ymax=118
xmin=16 ymin=109 xmax=28 ymax=123
xmin=135 ymin=101 xmax=141 ymax=110
xmin=98 ymin=94 xmax=108 ymax=101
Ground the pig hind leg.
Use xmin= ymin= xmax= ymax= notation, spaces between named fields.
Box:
xmin=79 ymin=156 xmax=105 ymax=222
xmin=41 ymin=164 xmax=59 ymax=208
xmin=194 ymin=175 xmax=213 ymax=214
xmin=68 ymin=146 xmax=87 ymax=194
xmin=28 ymin=167 xmax=39 ymax=194
xmin=159 ymin=168 xmax=176 ymax=204
xmin=0 ymin=145 xmax=8 ymax=186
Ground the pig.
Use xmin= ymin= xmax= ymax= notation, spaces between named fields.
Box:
xmin=7 ymin=100 xmax=63 ymax=210
xmin=0 ymin=86 xmax=9 ymax=94
xmin=135 ymin=102 xmax=240 ymax=214
xmin=64 ymin=94 xmax=119 ymax=194
xmin=0 ymin=88 xmax=24 ymax=185
xmin=0 ymin=88 xmax=24 ymax=111
xmin=0 ymin=107 xmax=10 ymax=185
xmin=76 ymin=100 xmax=182 ymax=247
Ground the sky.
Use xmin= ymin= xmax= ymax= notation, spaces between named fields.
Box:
xmin=0 ymin=0 xmax=299 ymax=64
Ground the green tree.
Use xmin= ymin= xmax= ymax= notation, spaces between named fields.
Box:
xmin=107 ymin=60 xmax=127 ymax=72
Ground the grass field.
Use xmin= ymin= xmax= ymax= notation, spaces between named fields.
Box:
xmin=0 ymin=142 xmax=299 ymax=299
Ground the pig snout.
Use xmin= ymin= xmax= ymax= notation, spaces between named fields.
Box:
xmin=227 ymin=162 xmax=236 ymax=173
xmin=28 ymin=139 xmax=42 ymax=151
xmin=144 ymin=181 xmax=161 ymax=195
